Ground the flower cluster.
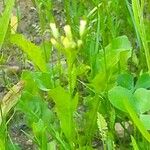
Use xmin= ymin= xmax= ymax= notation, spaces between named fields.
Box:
xmin=50 ymin=20 xmax=87 ymax=52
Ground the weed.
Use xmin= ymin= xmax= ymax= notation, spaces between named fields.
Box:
xmin=1 ymin=0 xmax=150 ymax=149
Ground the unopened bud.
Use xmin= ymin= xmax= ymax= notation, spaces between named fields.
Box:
xmin=64 ymin=25 xmax=72 ymax=41
xmin=79 ymin=20 xmax=87 ymax=37
xmin=50 ymin=23 xmax=59 ymax=39
xmin=77 ymin=40 xmax=83 ymax=48
xmin=62 ymin=37 xmax=71 ymax=49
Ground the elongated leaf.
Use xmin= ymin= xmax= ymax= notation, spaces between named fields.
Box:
xmin=132 ymin=0 xmax=150 ymax=71
xmin=49 ymin=86 xmax=78 ymax=142
xmin=10 ymin=34 xmax=48 ymax=72
xmin=124 ymin=98 xmax=150 ymax=143
xmin=0 ymin=0 xmax=15 ymax=49
xmin=131 ymin=136 xmax=139 ymax=150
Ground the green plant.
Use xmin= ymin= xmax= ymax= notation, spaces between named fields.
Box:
xmin=1 ymin=0 xmax=150 ymax=149
xmin=0 ymin=0 xmax=15 ymax=50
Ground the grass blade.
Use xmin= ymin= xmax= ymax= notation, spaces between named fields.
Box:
xmin=0 ymin=0 xmax=15 ymax=50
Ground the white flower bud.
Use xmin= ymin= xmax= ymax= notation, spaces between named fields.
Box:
xmin=64 ymin=25 xmax=72 ymax=41
xmin=79 ymin=20 xmax=87 ymax=37
xmin=50 ymin=23 xmax=59 ymax=39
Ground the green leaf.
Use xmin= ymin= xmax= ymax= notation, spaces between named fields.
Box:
xmin=140 ymin=115 xmax=150 ymax=130
xmin=0 ymin=0 xmax=15 ymax=50
xmin=131 ymin=136 xmax=139 ymax=150
xmin=32 ymin=119 xmax=48 ymax=149
xmin=31 ymin=72 xmax=53 ymax=91
xmin=10 ymin=34 xmax=48 ymax=72
xmin=18 ymin=91 xmax=54 ymax=126
xmin=49 ymin=86 xmax=78 ymax=142
xmin=91 ymin=69 xmax=107 ymax=92
xmin=135 ymin=73 xmax=150 ymax=89
xmin=40 ymin=41 xmax=52 ymax=63
xmin=134 ymin=88 xmax=150 ymax=114
xmin=84 ymin=96 xmax=101 ymax=144
xmin=91 ymin=36 xmax=132 ymax=92
xmin=101 ymin=35 xmax=132 ymax=69
xmin=117 ymin=73 xmax=134 ymax=90
xmin=22 ymin=71 xmax=53 ymax=92
xmin=21 ymin=71 xmax=39 ymax=94
xmin=108 ymin=86 xmax=136 ymax=112
xmin=123 ymin=98 xmax=150 ymax=143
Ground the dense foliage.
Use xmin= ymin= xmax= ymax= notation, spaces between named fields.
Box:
xmin=0 ymin=0 xmax=150 ymax=149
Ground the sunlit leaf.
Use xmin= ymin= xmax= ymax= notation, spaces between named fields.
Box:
xmin=134 ymin=88 xmax=150 ymax=114
xmin=108 ymin=86 xmax=136 ymax=112
xmin=0 ymin=0 xmax=15 ymax=49
xmin=131 ymin=136 xmax=139 ymax=150
xmin=140 ymin=115 xmax=150 ymax=130
xmin=10 ymin=34 xmax=48 ymax=72
xmin=124 ymin=98 xmax=150 ymax=143
xmin=135 ymin=73 xmax=150 ymax=89
xmin=49 ymin=86 xmax=78 ymax=142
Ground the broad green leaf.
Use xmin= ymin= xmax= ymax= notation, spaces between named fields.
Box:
xmin=18 ymin=91 xmax=54 ymax=126
xmin=131 ymin=136 xmax=139 ymax=150
xmin=123 ymin=98 xmax=150 ymax=143
xmin=0 ymin=0 xmax=15 ymax=50
xmin=21 ymin=71 xmax=53 ymax=92
xmin=91 ymin=69 xmax=107 ymax=92
xmin=140 ymin=115 xmax=150 ymax=130
xmin=31 ymin=72 xmax=53 ymax=91
xmin=108 ymin=86 xmax=136 ymax=112
xmin=117 ymin=73 xmax=134 ymax=90
xmin=10 ymin=34 xmax=48 ymax=72
xmin=21 ymin=71 xmax=39 ymax=94
xmin=49 ymin=86 xmax=78 ymax=142
xmin=100 ymin=35 xmax=132 ymax=69
xmin=134 ymin=88 xmax=150 ymax=114
xmin=91 ymin=36 xmax=132 ymax=92
xmin=135 ymin=73 xmax=150 ymax=89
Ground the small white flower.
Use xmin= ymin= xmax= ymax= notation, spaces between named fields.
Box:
xmin=64 ymin=25 xmax=72 ymax=41
xmin=50 ymin=23 xmax=59 ymax=39
xmin=79 ymin=20 xmax=87 ymax=37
